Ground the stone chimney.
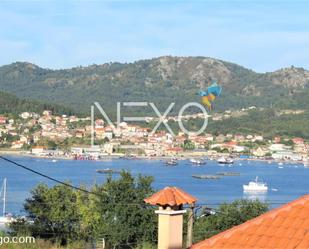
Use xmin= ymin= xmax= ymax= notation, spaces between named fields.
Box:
xmin=144 ymin=186 xmax=197 ymax=249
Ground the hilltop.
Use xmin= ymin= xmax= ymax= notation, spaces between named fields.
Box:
xmin=0 ymin=57 xmax=308 ymax=115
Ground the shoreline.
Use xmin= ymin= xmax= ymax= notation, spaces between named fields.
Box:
xmin=0 ymin=150 xmax=306 ymax=165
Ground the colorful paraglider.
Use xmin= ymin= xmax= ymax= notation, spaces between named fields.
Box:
xmin=198 ymin=81 xmax=222 ymax=110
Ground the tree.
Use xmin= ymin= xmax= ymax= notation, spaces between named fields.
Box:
xmin=77 ymin=172 xmax=157 ymax=248
xmin=34 ymin=138 xmax=57 ymax=150
xmin=11 ymin=183 xmax=81 ymax=246
xmin=11 ymin=172 xmax=157 ymax=248
xmin=182 ymin=139 xmax=195 ymax=150
xmin=193 ymin=199 xmax=268 ymax=243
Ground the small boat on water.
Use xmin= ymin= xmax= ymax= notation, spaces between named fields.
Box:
xmin=96 ymin=168 xmax=121 ymax=174
xmin=189 ymin=159 xmax=206 ymax=166
xmin=217 ymin=157 xmax=234 ymax=164
xmin=165 ymin=157 xmax=178 ymax=166
xmin=192 ymin=174 xmax=221 ymax=180
xmin=165 ymin=160 xmax=177 ymax=166
xmin=216 ymin=172 xmax=240 ymax=176
xmin=243 ymin=176 xmax=268 ymax=192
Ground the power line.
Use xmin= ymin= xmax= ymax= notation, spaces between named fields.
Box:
xmin=0 ymin=155 xmax=291 ymax=208
xmin=0 ymin=155 xmax=152 ymax=207
xmin=0 ymin=155 xmax=97 ymax=196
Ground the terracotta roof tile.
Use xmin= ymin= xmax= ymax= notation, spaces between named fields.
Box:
xmin=191 ymin=195 xmax=309 ymax=249
xmin=291 ymin=218 xmax=304 ymax=231
xmin=144 ymin=186 xmax=197 ymax=206
xmin=247 ymin=235 xmax=259 ymax=247
xmin=286 ymin=238 xmax=301 ymax=249
xmin=302 ymin=218 xmax=309 ymax=228
xmin=256 ymin=235 xmax=270 ymax=248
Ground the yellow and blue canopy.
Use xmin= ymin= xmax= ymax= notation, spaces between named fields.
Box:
xmin=198 ymin=82 xmax=222 ymax=109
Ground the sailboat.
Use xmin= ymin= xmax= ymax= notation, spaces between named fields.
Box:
xmin=0 ymin=178 xmax=14 ymax=224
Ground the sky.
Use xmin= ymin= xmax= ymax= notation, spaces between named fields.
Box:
xmin=0 ymin=0 xmax=309 ymax=72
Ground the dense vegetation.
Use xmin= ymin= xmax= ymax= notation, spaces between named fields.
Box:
xmin=0 ymin=91 xmax=76 ymax=116
xmin=0 ymin=57 xmax=308 ymax=136
xmin=0 ymin=57 xmax=308 ymax=116
xmin=142 ymin=109 xmax=309 ymax=139
xmin=207 ymin=109 xmax=309 ymax=139
xmin=193 ymin=200 xmax=268 ymax=243
xmin=10 ymin=172 xmax=157 ymax=249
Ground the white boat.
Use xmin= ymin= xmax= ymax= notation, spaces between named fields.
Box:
xmin=0 ymin=178 xmax=14 ymax=225
xmin=165 ymin=158 xmax=178 ymax=166
xmin=190 ymin=159 xmax=205 ymax=165
xmin=243 ymin=177 xmax=268 ymax=192
xmin=217 ymin=157 xmax=234 ymax=164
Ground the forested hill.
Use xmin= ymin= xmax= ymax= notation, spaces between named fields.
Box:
xmin=0 ymin=56 xmax=308 ymax=115
xmin=0 ymin=91 xmax=76 ymax=115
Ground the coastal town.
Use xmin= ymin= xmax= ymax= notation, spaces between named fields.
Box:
xmin=2 ymin=1 xmax=309 ymax=248
xmin=0 ymin=109 xmax=308 ymax=164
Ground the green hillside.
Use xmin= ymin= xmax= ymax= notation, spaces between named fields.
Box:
xmin=0 ymin=91 xmax=76 ymax=115
xmin=145 ymin=109 xmax=309 ymax=139
xmin=0 ymin=57 xmax=308 ymax=116
xmin=207 ymin=109 xmax=309 ymax=139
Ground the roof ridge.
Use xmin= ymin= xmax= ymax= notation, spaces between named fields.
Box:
xmin=144 ymin=186 xmax=197 ymax=206
xmin=192 ymin=194 xmax=309 ymax=248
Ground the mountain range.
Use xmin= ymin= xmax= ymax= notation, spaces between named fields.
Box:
xmin=0 ymin=56 xmax=308 ymax=116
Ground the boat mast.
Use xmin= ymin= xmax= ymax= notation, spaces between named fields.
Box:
xmin=3 ymin=178 xmax=6 ymax=217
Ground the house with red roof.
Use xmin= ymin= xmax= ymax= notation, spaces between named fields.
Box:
xmin=166 ymin=146 xmax=183 ymax=155
xmin=191 ymin=194 xmax=309 ymax=249
xmin=0 ymin=116 xmax=7 ymax=124
xmin=145 ymin=187 xmax=309 ymax=249
xmin=293 ymin=137 xmax=305 ymax=145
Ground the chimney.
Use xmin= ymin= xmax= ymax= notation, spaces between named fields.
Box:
xmin=144 ymin=187 xmax=197 ymax=249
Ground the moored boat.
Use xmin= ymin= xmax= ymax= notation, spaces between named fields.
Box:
xmin=217 ymin=157 xmax=234 ymax=164
xmin=243 ymin=176 xmax=268 ymax=192
xmin=190 ymin=159 xmax=206 ymax=165
xmin=165 ymin=158 xmax=178 ymax=166
xmin=0 ymin=178 xmax=15 ymax=225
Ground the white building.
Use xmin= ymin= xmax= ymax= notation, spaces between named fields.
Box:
xmin=31 ymin=146 xmax=46 ymax=155
xmin=20 ymin=112 xmax=31 ymax=119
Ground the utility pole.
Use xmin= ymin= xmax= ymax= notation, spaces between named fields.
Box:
xmin=186 ymin=203 xmax=195 ymax=248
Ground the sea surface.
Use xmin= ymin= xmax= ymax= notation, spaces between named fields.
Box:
xmin=0 ymin=156 xmax=309 ymax=214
